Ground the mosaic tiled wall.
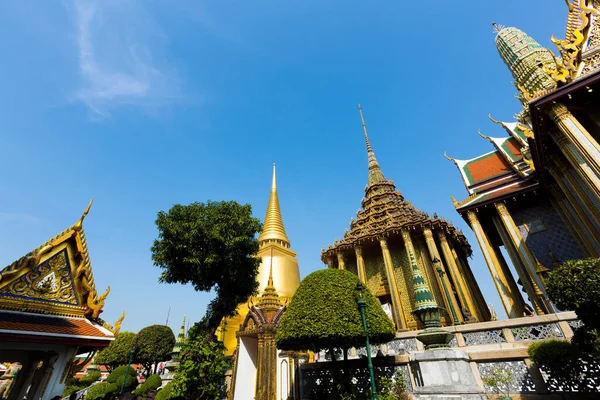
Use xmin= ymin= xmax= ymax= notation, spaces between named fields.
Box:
xmin=510 ymin=200 xmax=584 ymax=269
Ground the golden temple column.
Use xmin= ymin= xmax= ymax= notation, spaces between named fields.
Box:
xmin=548 ymin=103 xmax=600 ymax=200
xmin=436 ymin=230 xmax=478 ymax=319
xmin=326 ymin=256 xmax=335 ymax=269
xmin=494 ymin=202 xmax=554 ymax=314
xmin=452 ymin=247 xmax=489 ymax=321
xmin=355 ymin=246 xmax=368 ymax=284
xmin=423 ymin=228 xmax=463 ymax=324
xmin=336 ymin=252 xmax=346 ymax=270
xmin=379 ymin=238 xmax=407 ymax=330
xmin=466 ymin=210 xmax=525 ymax=318
xmin=491 ymin=215 xmax=543 ymax=315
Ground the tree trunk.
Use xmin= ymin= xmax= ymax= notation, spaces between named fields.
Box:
xmin=329 ymin=348 xmax=352 ymax=397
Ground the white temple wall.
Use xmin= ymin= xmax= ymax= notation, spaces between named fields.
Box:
xmin=233 ymin=337 xmax=258 ymax=400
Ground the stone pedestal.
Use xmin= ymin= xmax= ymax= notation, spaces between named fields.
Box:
xmin=410 ymin=349 xmax=486 ymax=400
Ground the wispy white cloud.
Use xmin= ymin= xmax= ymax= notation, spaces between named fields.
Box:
xmin=72 ymin=0 xmax=180 ymax=117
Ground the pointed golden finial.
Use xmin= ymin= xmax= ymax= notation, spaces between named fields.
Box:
xmin=478 ymin=129 xmax=492 ymax=141
xmin=358 ymin=104 xmax=386 ymax=185
xmin=450 ymin=195 xmax=459 ymax=208
xmin=258 ymin=164 xmax=290 ymax=246
xmin=492 ymin=21 xmax=504 ymax=33
xmin=488 ymin=114 xmax=501 ymax=125
xmin=73 ymin=199 xmax=93 ymax=231
xmin=444 ymin=151 xmax=457 ymax=163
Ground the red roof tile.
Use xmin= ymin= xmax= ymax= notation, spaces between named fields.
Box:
xmin=0 ymin=311 xmax=112 ymax=339
xmin=465 ymin=152 xmax=512 ymax=184
xmin=505 ymin=137 xmax=522 ymax=159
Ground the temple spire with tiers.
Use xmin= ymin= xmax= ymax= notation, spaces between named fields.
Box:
xmin=258 ymin=164 xmax=290 ymax=248
xmin=358 ymin=104 xmax=386 ymax=185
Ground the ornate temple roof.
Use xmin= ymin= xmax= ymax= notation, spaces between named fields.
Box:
xmin=321 ymin=106 xmax=471 ymax=260
xmin=172 ymin=315 xmax=186 ymax=355
xmin=447 ymin=117 xmax=537 ymax=212
xmin=0 ymin=201 xmax=110 ymax=320
xmin=258 ymin=164 xmax=290 ymax=247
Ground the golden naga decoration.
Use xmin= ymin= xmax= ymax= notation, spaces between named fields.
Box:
xmin=547 ymin=0 xmax=599 ymax=83
xmin=86 ymin=286 xmax=110 ymax=319
xmin=102 ymin=311 xmax=126 ymax=335
xmin=0 ymin=244 xmax=53 ymax=284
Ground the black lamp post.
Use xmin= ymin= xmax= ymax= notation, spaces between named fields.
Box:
xmin=355 ymin=281 xmax=378 ymax=400
xmin=120 ymin=339 xmax=138 ymax=394
xmin=433 ymin=257 xmax=460 ymax=325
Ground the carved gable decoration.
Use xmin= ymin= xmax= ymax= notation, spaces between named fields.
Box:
xmin=0 ymin=201 xmax=110 ymax=319
xmin=0 ymin=249 xmax=79 ymax=306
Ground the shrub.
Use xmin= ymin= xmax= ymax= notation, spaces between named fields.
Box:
xmin=63 ymin=384 xmax=85 ymax=397
xmin=79 ymin=371 xmax=102 ymax=386
xmin=84 ymin=382 xmax=117 ymax=400
xmin=94 ymin=332 xmax=137 ymax=371
xmin=528 ymin=340 xmax=580 ymax=386
xmin=107 ymin=365 xmax=138 ymax=392
xmin=133 ymin=374 xmax=162 ymax=396
xmin=276 ymin=269 xmax=396 ymax=352
xmin=155 ymin=382 xmax=177 ymax=400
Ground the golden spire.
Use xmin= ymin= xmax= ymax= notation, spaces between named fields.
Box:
xmin=258 ymin=249 xmax=282 ymax=315
xmin=358 ymin=104 xmax=386 ymax=185
xmin=258 ymin=163 xmax=290 ymax=246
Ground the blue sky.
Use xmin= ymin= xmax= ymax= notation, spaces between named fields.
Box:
xmin=0 ymin=1 xmax=567 ymax=334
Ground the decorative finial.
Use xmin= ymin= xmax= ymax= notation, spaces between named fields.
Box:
xmin=488 ymin=114 xmax=501 ymax=125
xmin=74 ymin=199 xmax=93 ymax=231
xmin=443 ymin=152 xmax=457 ymax=163
xmin=272 ymin=163 xmax=277 ymax=191
xmin=492 ymin=22 xmax=504 ymax=33
xmin=478 ymin=129 xmax=491 ymax=140
xmin=358 ymin=104 xmax=386 ymax=185
xmin=450 ymin=195 xmax=459 ymax=208
xmin=258 ymin=164 xmax=290 ymax=245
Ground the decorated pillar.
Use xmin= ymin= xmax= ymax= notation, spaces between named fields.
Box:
xmin=494 ymin=202 xmax=553 ymax=313
xmin=336 ymin=252 xmax=346 ymax=270
xmin=492 ymin=215 xmax=544 ymax=315
xmin=548 ymin=104 xmax=600 ymax=200
xmin=451 ymin=247 xmax=489 ymax=321
xmin=466 ymin=210 xmax=525 ymax=318
xmin=379 ymin=238 xmax=406 ymax=330
xmin=423 ymin=228 xmax=463 ymax=324
xmin=354 ymin=246 xmax=368 ymax=284
xmin=326 ymin=257 xmax=335 ymax=269
xmin=547 ymin=183 xmax=595 ymax=257
xmin=436 ymin=230 xmax=477 ymax=320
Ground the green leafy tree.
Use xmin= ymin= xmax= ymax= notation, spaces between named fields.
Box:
xmin=84 ymin=382 xmax=117 ymax=400
xmin=546 ymin=257 xmax=600 ymax=359
xmin=94 ymin=332 xmax=137 ymax=371
xmin=276 ymin=269 xmax=395 ymax=396
xmin=135 ymin=325 xmax=176 ymax=376
xmin=171 ymin=326 xmax=228 ymax=400
xmin=151 ymin=201 xmax=262 ymax=336
xmin=133 ymin=374 xmax=163 ymax=396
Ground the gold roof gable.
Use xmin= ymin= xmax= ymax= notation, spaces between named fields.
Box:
xmin=0 ymin=201 xmax=109 ymax=319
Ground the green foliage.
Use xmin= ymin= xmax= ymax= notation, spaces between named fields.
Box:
xmin=63 ymin=371 xmax=102 ymax=397
xmin=94 ymin=332 xmax=137 ymax=370
xmin=276 ymin=269 xmax=396 ymax=352
xmin=133 ymin=374 xmax=162 ymax=396
xmin=155 ymin=382 xmax=179 ymax=400
xmin=79 ymin=371 xmax=102 ymax=386
xmin=135 ymin=325 xmax=176 ymax=374
xmin=481 ymin=367 xmax=513 ymax=396
xmin=84 ymin=382 xmax=118 ymax=400
xmin=546 ymin=258 xmax=600 ymax=360
xmin=171 ymin=335 xmax=228 ymax=400
xmin=528 ymin=340 xmax=581 ymax=386
xmin=152 ymin=201 xmax=262 ymax=335
xmin=546 ymin=257 xmax=600 ymax=330
xmin=378 ymin=370 xmax=411 ymax=400
xmin=107 ymin=365 xmax=138 ymax=392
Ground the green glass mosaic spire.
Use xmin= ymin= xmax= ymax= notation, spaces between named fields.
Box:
xmin=494 ymin=26 xmax=556 ymax=95
xmin=172 ymin=315 xmax=186 ymax=354
xmin=409 ymin=249 xmax=437 ymax=311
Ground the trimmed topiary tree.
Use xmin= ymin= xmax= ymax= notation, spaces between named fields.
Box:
xmin=276 ymin=269 xmax=395 ymax=396
xmin=276 ymin=269 xmax=395 ymax=352
xmin=528 ymin=340 xmax=580 ymax=389
xmin=133 ymin=374 xmax=162 ymax=396
xmin=84 ymin=382 xmax=118 ymax=400
xmin=135 ymin=325 xmax=176 ymax=376
xmin=155 ymin=382 xmax=177 ymax=400
xmin=94 ymin=331 xmax=137 ymax=372
xmin=106 ymin=365 xmax=138 ymax=393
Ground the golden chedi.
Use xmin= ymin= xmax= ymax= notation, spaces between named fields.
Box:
xmin=220 ymin=164 xmax=300 ymax=355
